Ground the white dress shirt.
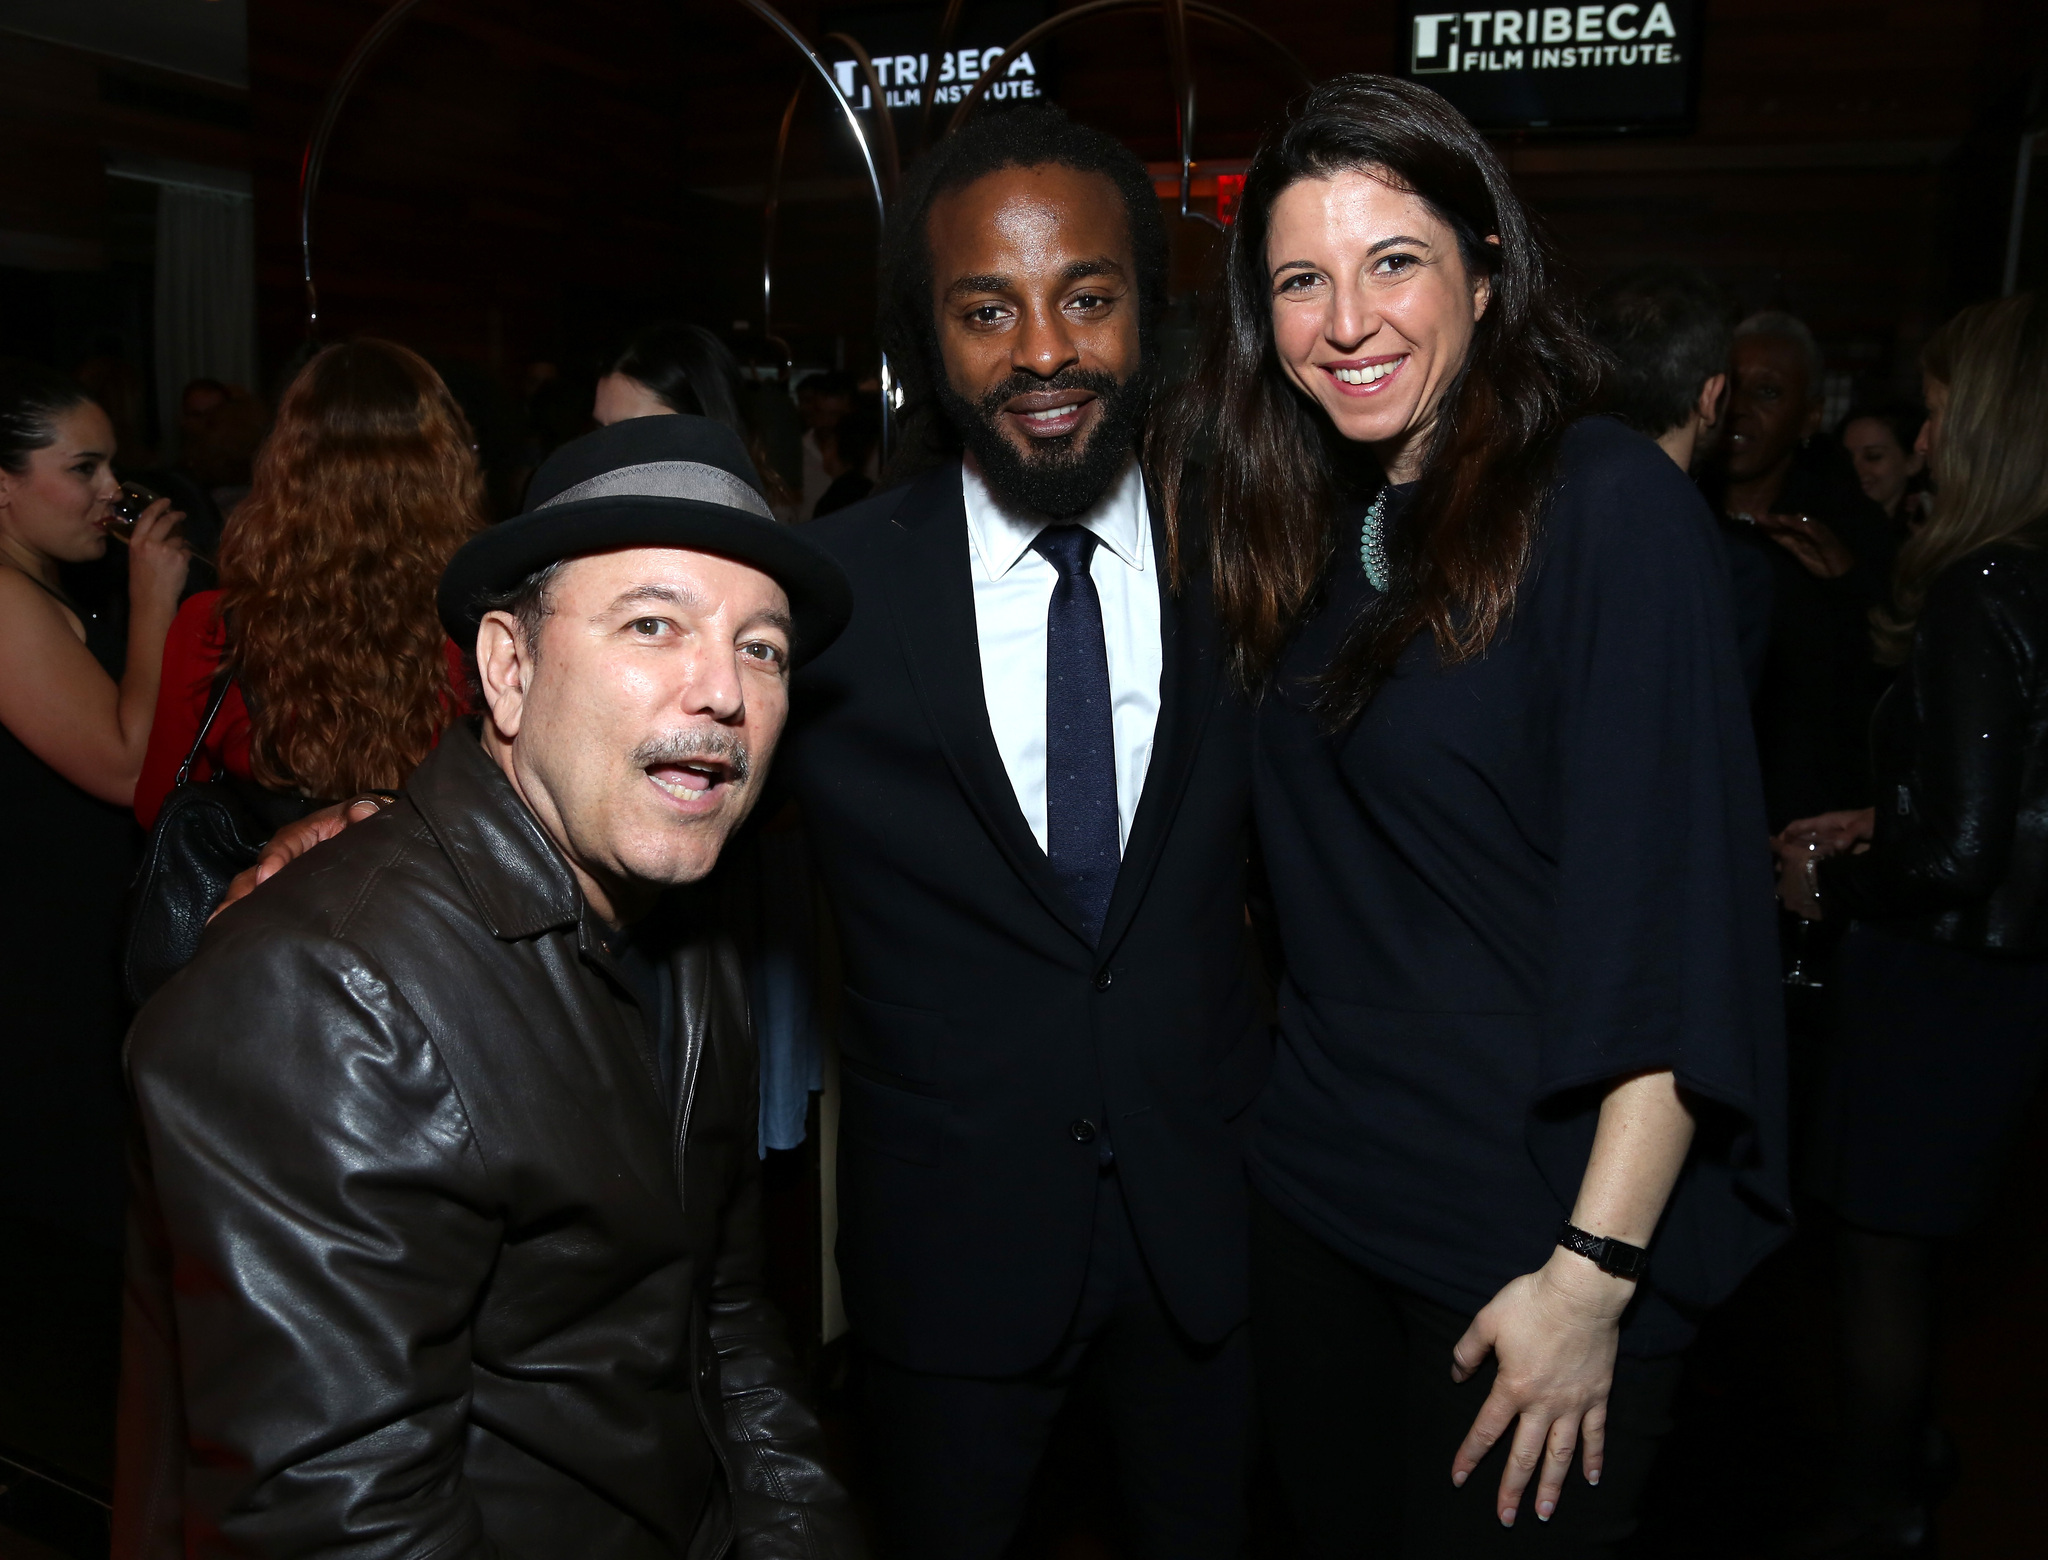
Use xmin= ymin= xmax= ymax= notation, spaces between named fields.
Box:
xmin=964 ymin=455 xmax=1162 ymax=855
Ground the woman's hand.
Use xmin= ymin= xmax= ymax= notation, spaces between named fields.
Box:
xmin=1452 ymin=1071 xmax=1692 ymax=1526
xmin=123 ymin=498 xmax=191 ymax=620
xmin=1772 ymin=808 xmax=1875 ymax=919
xmin=1450 ymin=1248 xmax=1631 ymax=1526
xmin=1777 ymin=808 xmax=1875 ymax=857
xmin=1752 ymin=511 xmax=1855 ymax=580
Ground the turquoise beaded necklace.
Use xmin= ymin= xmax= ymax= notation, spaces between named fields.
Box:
xmin=1359 ymin=487 xmax=1390 ymax=593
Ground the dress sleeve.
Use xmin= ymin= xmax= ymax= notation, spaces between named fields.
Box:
xmin=134 ymin=594 xmax=222 ymax=829
xmin=1533 ymin=430 xmax=1790 ymax=1305
xmin=1539 ymin=441 xmax=1779 ymax=1104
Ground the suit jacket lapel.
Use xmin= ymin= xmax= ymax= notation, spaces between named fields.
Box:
xmin=881 ymin=462 xmax=1097 ymax=947
xmin=1095 ymin=491 xmax=1223 ymax=959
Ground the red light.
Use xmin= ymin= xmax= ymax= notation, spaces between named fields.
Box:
xmin=1215 ymin=173 xmax=1246 ymax=226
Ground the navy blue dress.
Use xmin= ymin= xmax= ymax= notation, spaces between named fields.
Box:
xmin=1250 ymin=417 xmax=1790 ymax=1355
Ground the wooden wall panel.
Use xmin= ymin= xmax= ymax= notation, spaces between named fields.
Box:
xmin=0 ymin=29 xmax=251 ymax=265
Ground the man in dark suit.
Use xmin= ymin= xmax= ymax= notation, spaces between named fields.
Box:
xmin=785 ymin=106 xmax=1265 ymax=1557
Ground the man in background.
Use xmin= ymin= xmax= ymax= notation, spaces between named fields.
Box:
xmin=794 ymin=369 xmax=857 ymax=519
xmin=1588 ymin=261 xmax=1769 ymax=692
xmin=1711 ymin=310 xmax=1898 ymax=832
xmin=1589 ymin=261 xmax=1731 ymax=473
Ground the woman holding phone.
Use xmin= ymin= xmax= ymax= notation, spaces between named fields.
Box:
xmin=0 ymin=357 xmax=188 ymax=1245
xmin=1157 ymin=78 xmax=1787 ymax=1554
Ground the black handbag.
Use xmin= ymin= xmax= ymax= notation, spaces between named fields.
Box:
xmin=122 ymin=677 xmax=314 ymax=1006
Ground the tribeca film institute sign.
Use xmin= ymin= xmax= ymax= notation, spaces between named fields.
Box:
xmin=1402 ymin=2 xmax=1701 ymax=130
xmin=823 ymin=4 xmax=1049 ymax=126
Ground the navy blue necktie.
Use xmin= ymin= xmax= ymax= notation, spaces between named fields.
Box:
xmin=1033 ymin=525 xmax=1120 ymax=943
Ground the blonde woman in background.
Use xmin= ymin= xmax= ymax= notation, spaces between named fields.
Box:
xmin=1777 ymin=293 xmax=2048 ymax=1558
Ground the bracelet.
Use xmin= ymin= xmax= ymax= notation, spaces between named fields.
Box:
xmin=344 ymin=790 xmax=400 ymax=814
xmin=1557 ymin=1221 xmax=1650 ymax=1282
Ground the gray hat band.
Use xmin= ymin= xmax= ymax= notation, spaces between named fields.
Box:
xmin=536 ymin=460 xmax=774 ymax=522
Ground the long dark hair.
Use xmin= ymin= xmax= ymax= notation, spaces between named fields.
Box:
xmin=611 ymin=322 xmax=747 ymax=434
xmin=610 ymin=322 xmax=799 ymax=512
xmin=0 ymin=358 xmax=94 ymax=474
xmin=1154 ymin=75 xmax=1600 ymax=723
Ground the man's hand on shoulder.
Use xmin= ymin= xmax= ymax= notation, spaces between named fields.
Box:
xmin=213 ymin=793 xmax=396 ymax=919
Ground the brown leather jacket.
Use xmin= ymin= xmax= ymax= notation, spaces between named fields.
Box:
xmin=115 ymin=729 xmax=861 ymax=1559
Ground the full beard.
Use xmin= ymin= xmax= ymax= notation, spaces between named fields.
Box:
xmin=936 ymin=364 xmax=1151 ymax=519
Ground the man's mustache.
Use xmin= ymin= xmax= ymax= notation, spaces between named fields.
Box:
xmin=973 ymin=367 xmax=1125 ymax=422
xmin=631 ymin=727 xmax=751 ymax=786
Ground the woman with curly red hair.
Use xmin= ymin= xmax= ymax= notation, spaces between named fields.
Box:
xmin=135 ymin=339 xmax=482 ymax=828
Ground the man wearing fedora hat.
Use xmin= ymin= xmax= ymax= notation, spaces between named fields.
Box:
xmin=114 ymin=417 xmax=863 ymax=1559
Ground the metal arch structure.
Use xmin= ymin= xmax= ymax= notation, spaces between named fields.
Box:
xmin=762 ymin=32 xmax=901 ymax=362
xmin=295 ymin=0 xmax=896 ymax=442
xmin=943 ymin=0 xmax=1313 ymax=231
xmin=909 ymin=0 xmax=968 ymax=155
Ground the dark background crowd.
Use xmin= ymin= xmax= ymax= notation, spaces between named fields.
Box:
xmin=2 ymin=2 xmax=2047 ymax=1558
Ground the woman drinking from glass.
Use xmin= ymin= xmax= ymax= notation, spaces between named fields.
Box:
xmin=0 ymin=359 xmax=188 ymax=1245
xmin=1156 ymin=77 xmax=1788 ymax=1555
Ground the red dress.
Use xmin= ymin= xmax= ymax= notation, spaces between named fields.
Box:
xmin=135 ymin=590 xmax=468 ymax=828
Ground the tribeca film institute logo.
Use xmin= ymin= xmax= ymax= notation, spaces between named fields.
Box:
xmin=1412 ymin=4 xmax=1683 ymax=75
xmin=831 ymin=45 xmax=1041 ymax=111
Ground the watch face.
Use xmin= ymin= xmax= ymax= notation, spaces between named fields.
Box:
xmin=1603 ymin=1239 xmax=1649 ymax=1280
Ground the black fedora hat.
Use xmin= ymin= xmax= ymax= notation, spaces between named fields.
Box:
xmin=437 ymin=415 xmax=853 ymax=661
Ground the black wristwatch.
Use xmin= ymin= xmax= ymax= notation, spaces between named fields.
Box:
xmin=1557 ymin=1222 xmax=1649 ymax=1282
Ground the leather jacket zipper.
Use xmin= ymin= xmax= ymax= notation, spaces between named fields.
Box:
xmin=673 ymin=954 xmax=704 ymax=1200
xmin=673 ymin=953 xmax=738 ymax=1559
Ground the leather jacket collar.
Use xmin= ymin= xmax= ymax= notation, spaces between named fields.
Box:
xmin=408 ymin=721 xmax=584 ymax=941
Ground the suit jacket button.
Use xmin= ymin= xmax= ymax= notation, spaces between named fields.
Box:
xmin=1092 ymin=968 xmax=1113 ymax=991
xmin=1069 ymin=1118 xmax=1097 ymax=1143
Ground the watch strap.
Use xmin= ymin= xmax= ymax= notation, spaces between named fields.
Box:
xmin=1558 ymin=1221 xmax=1649 ymax=1282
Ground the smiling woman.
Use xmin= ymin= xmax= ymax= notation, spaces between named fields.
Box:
xmin=0 ymin=360 xmax=191 ymax=806
xmin=1155 ymin=78 xmax=1598 ymax=719
xmin=1157 ymin=76 xmax=1790 ymax=1555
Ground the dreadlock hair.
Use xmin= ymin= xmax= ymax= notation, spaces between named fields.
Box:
xmin=876 ymin=102 xmax=1169 ymax=485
